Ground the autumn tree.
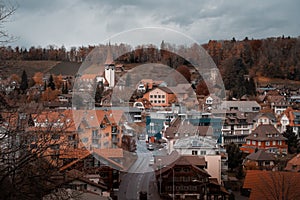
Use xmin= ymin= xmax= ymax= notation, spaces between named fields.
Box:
xmin=33 ymin=72 xmax=44 ymax=85
xmin=196 ymin=80 xmax=210 ymax=96
xmin=9 ymin=73 xmax=20 ymax=83
xmin=54 ymin=74 xmax=63 ymax=89
xmin=176 ymin=65 xmax=191 ymax=82
xmin=42 ymin=87 xmax=60 ymax=101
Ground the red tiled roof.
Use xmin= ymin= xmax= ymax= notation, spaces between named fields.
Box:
xmin=285 ymin=154 xmax=300 ymax=172
xmin=243 ymin=170 xmax=300 ymax=200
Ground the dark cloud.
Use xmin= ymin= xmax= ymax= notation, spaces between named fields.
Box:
xmin=5 ymin=0 xmax=300 ymax=48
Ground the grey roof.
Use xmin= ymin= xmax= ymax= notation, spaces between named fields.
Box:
xmin=220 ymin=101 xmax=261 ymax=112
xmin=173 ymin=135 xmax=218 ymax=149
xmin=246 ymin=149 xmax=275 ymax=161
xmin=246 ymin=124 xmax=287 ymax=141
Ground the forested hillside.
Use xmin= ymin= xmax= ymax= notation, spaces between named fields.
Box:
xmin=204 ymin=36 xmax=300 ymax=81
xmin=1 ymin=36 xmax=300 ymax=98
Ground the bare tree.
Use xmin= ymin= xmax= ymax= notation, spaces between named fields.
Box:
xmin=244 ymin=170 xmax=300 ymax=200
xmin=0 ymin=102 xmax=81 ymax=199
xmin=0 ymin=0 xmax=17 ymax=44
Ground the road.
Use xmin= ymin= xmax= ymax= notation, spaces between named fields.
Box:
xmin=118 ymin=140 xmax=161 ymax=200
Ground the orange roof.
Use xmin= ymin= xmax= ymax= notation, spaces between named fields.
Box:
xmin=106 ymin=110 xmax=124 ymax=124
xmin=285 ymin=154 xmax=300 ymax=172
xmin=80 ymin=74 xmax=97 ymax=80
xmin=93 ymin=148 xmax=123 ymax=158
xmin=60 ymin=148 xmax=124 ymax=172
xmin=243 ymin=170 xmax=300 ymax=200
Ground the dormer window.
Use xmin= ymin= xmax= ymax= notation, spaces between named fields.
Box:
xmin=254 ymin=134 xmax=257 ymax=137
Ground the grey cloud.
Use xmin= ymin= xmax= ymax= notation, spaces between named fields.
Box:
xmin=5 ymin=0 xmax=300 ymax=48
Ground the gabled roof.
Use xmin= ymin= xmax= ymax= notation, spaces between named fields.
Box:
xmin=285 ymin=154 xmax=300 ymax=172
xmin=243 ymin=170 xmax=300 ymax=200
xmin=65 ymin=169 xmax=107 ymax=190
xmin=59 ymin=148 xmax=125 ymax=172
xmin=246 ymin=149 xmax=275 ymax=161
xmin=150 ymin=87 xmax=174 ymax=94
xmin=220 ymin=101 xmax=261 ymax=112
xmin=155 ymin=154 xmax=208 ymax=176
xmin=246 ymin=124 xmax=286 ymax=141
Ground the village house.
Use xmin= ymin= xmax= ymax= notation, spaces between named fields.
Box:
xmin=240 ymin=124 xmax=288 ymax=154
xmin=284 ymin=154 xmax=300 ymax=172
xmin=221 ymin=110 xmax=253 ymax=145
xmin=173 ymin=135 xmax=226 ymax=184
xmin=143 ymin=87 xmax=177 ymax=107
xmin=76 ymin=110 xmax=124 ymax=150
xmin=278 ymin=107 xmax=300 ymax=137
xmin=154 ymin=155 xmax=229 ymax=200
xmin=243 ymin=149 xmax=276 ymax=171
xmin=220 ymin=101 xmax=261 ymax=113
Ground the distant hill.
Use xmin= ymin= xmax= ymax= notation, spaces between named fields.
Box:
xmin=47 ymin=61 xmax=82 ymax=76
xmin=0 ymin=60 xmax=59 ymax=78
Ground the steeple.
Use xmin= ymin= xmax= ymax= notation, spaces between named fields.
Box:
xmin=104 ymin=42 xmax=115 ymax=88
xmin=105 ymin=42 xmax=114 ymax=66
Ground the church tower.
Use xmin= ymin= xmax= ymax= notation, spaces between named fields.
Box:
xmin=104 ymin=43 xmax=115 ymax=88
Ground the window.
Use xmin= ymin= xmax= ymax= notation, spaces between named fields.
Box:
xmin=92 ymin=130 xmax=98 ymax=137
xmin=158 ymin=100 xmax=161 ymax=103
xmin=158 ymin=95 xmax=161 ymax=98
xmin=258 ymin=141 xmax=261 ymax=146
xmin=162 ymin=95 xmax=165 ymax=98
xmin=150 ymin=95 xmax=153 ymax=98
xmin=247 ymin=140 xmax=251 ymax=145
xmin=252 ymin=141 xmax=256 ymax=145
xmin=278 ymin=140 xmax=282 ymax=145
xmin=154 ymin=95 xmax=157 ymax=98
xmin=265 ymin=161 xmax=270 ymax=166
xmin=92 ymin=139 xmax=98 ymax=144
xmin=266 ymin=141 xmax=270 ymax=146
xmin=200 ymin=151 xmax=206 ymax=155
xmin=51 ymin=134 xmax=60 ymax=140
xmin=272 ymin=141 xmax=276 ymax=145
xmin=192 ymin=150 xmax=198 ymax=155
xmin=162 ymin=100 xmax=165 ymax=103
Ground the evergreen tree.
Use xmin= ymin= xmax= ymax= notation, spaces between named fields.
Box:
xmin=47 ymin=75 xmax=55 ymax=90
xmin=95 ymin=81 xmax=104 ymax=104
xmin=20 ymin=70 xmax=28 ymax=93
xmin=43 ymin=80 xmax=47 ymax=91
xmin=283 ymin=126 xmax=300 ymax=154
xmin=226 ymin=142 xmax=243 ymax=171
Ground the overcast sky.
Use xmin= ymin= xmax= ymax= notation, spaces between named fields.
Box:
xmin=4 ymin=0 xmax=300 ymax=49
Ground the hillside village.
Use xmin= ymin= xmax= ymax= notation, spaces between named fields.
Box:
xmin=1 ymin=41 xmax=300 ymax=200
